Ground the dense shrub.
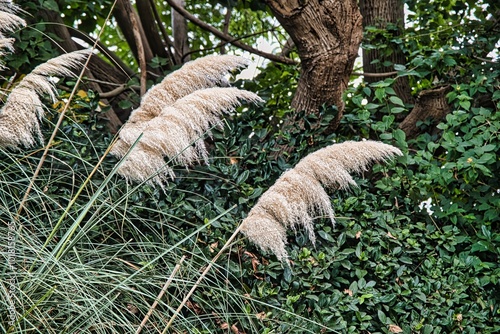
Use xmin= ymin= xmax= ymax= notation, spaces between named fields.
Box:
xmin=1 ymin=1 xmax=499 ymax=332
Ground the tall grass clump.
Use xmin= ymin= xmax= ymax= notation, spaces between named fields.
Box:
xmin=0 ymin=5 xmax=333 ymax=332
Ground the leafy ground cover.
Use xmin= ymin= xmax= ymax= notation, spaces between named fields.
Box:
xmin=1 ymin=0 xmax=499 ymax=332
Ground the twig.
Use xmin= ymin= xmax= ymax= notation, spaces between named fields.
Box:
xmin=164 ymin=0 xmax=296 ymax=65
xmin=473 ymin=55 xmax=498 ymax=64
xmin=161 ymin=224 xmax=245 ymax=333
xmin=128 ymin=2 xmax=147 ymax=96
xmin=220 ymin=6 xmax=232 ymax=54
xmin=98 ymin=84 xmax=138 ymax=98
xmin=148 ymin=0 xmax=177 ymax=66
xmin=136 ymin=255 xmax=186 ymax=334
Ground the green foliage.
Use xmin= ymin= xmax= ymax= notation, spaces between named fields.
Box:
xmin=1 ymin=0 xmax=500 ymax=333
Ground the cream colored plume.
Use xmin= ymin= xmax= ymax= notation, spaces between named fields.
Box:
xmin=110 ymin=54 xmax=250 ymax=159
xmin=117 ymin=86 xmax=262 ymax=187
xmin=0 ymin=50 xmax=90 ymax=149
xmin=0 ymin=1 xmax=25 ymax=68
xmin=240 ymin=140 xmax=403 ymax=261
xmin=0 ymin=0 xmax=22 ymax=13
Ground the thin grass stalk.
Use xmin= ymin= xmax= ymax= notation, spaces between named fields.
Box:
xmin=39 ymin=135 xmax=119 ymax=252
xmin=60 ymin=205 xmax=236 ymax=328
xmin=7 ymin=286 xmax=57 ymax=333
xmin=52 ymin=136 xmax=140 ymax=260
xmin=135 ymin=255 xmax=186 ymax=334
xmin=161 ymin=222 xmax=245 ymax=333
xmin=15 ymin=0 xmax=117 ymax=218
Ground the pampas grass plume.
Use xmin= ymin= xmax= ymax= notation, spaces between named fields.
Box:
xmin=240 ymin=140 xmax=403 ymax=261
xmin=111 ymin=54 xmax=250 ymax=159
xmin=111 ymin=54 xmax=262 ymax=188
xmin=0 ymin=1 xmax=25 ymax=68
xmin=117 ymin=86 xmax=262 ymax=187
xmin=0 ymin=50 xmax=90 ymax=149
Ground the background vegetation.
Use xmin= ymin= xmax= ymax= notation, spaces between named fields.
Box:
xmin=1 ymin=0 xmax=499 ymax=333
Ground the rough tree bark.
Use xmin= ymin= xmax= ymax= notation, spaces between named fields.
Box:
xmin=114 ymin=0 xmax=157 ymax=74
xmin=265 ymin=0 xmax=363 ymax=133
xmin=171 ymin=0 xmax=191 ymax=63
xmin=359 ymin=0 xmax=414 ymax=105
xmin=399 ymin=85 xmax=452 ymax=138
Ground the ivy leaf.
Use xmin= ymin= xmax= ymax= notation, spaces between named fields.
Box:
xmin=459 ymin=100 xmax=471 ymax=110
xmin=378 ymin=310 xmax=388 ymax=324
xmin=375 ymin=88 xmax=386 ymax=102
xmin=42 ymin=0 xmax=59 ymax=11
xmin=443 ymin=55 xmax=457 ymax=66
xmin=389 ymin=96 xmax=405 ymax=107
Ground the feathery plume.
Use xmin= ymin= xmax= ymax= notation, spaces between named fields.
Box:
xmin=0 ymin=11 xmax=25 ymax=31
xmin=240 ymin=140 xmax=403 ymax=261
xmin=0 ymin=1 xmax=25 ymax=68
xmin=0 ymin=0 xmax=22 ymax=13
xmin=131 ymin=54 xmax=250 ymax=123
xmin=0 ymin=37 xmax=15 ymax=61
xmin=117 ymin=86 xmax=262 ymax=187
xmin=0 ymin=50 xmax=90 ymax=149
xmin=111 ymin=54 xmax=250 ymax=159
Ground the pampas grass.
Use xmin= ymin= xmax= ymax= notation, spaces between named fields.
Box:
xmin=111 ymin=54 xmax=251 ymax=159
xmin=0 ymin=50 xmax=90 ymax=149
xmin=0 ymin=0 xmax=25 ymax=69
xmin=240 ymin=140 xmax=403 ymax=261
xmin=111 ymin=54 xmax=262 ymax=188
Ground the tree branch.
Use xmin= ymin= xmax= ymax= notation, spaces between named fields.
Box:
xmin=148 ymin=0 xmax=177 ymax=66
xmin=399 ymin=85 xmax=452 ymax=138
xmin=70 ymin=29 xmax=137 ymax=78
xmin=180 ymin=28 xmax=281 ymax=62
xmin=220 ymin=5 xmax=232 ymax=54
xmin=98 ymin=84 xmax=139 ymax=98
xmin=164 ymin=0 xmax=297 ymax=65
xmin=129 ymin=2 xmax=148 ymax=96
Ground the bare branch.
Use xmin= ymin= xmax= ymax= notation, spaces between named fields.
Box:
xmin=164 ymin=0 xmax=297 ymax=65
xmin=69 ymin=28 xmax=136 ymax=78
xmin=128 ymin=0 xmax=147 ymax=95
xmin=147 ymin=0 xmax=177 ymax=66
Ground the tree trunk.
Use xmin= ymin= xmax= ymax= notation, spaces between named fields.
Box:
xmin=265 ymin=0 xmax=363 ymax=133
xmin=359 ymin=0 xmax=414 ymax=105
xmin=171 ymin=0 xmax=191 ymax=63
xmin=114 ymin=0 xmax=157 ymax=72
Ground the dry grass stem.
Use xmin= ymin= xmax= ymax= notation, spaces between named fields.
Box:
xmin=241 ymin=140 xmax=403 ymax=261
xmin=0 ymin=50 xmax=90 ymax=149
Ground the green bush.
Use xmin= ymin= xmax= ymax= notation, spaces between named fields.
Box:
xmin=1 ymin=0 xmax=499 ymax=332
